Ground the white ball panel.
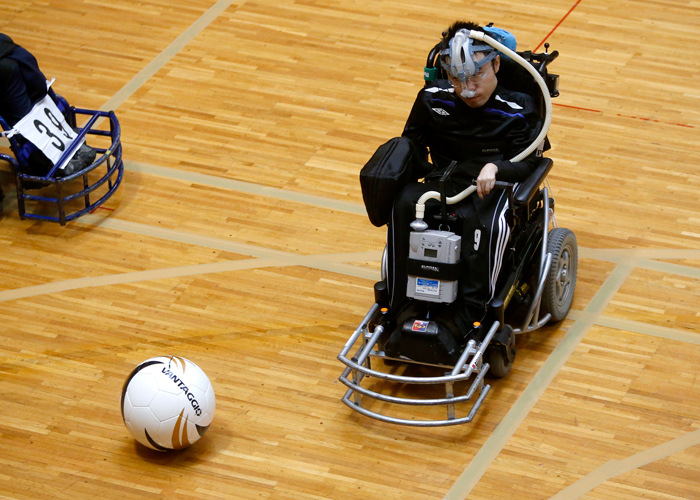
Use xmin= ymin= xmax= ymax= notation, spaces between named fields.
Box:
xmin=127 ymin=372 xmax=160 ymax=407
xmin=125 ymin=406 xmax=162 ymax=449
xmin=149 ymin=391 xmax=187 ymax=422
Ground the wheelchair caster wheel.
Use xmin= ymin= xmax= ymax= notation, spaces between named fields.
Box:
xmin=486 ymin=325 xmax=515 ymax=379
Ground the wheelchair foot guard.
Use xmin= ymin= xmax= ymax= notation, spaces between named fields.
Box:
xmin=337 ymin=303 xmax=501 ymax=427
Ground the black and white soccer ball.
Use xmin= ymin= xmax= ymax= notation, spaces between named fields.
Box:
xmin=120 ymin=356 xmax=215 ymax=451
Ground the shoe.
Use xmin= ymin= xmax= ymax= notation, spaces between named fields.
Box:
xmin=55 ymin=144 xmax=96 ymax=178
xmin=55 ymin=159 xmax=78 ymax=178
xmin=77 ymin=143 xmax=96 ymax=167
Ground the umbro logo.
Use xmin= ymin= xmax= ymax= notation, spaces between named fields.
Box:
xmin=431 ymin=108 xmax=450 ymax=116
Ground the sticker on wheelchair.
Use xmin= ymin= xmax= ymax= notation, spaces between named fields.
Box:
xmin=415 ymin=278 xmax=440 ymax=296
xmin=411 ymin=320 xmax=429 ymax=332
xmin=9 ymin=94 xmax=84 ymax=170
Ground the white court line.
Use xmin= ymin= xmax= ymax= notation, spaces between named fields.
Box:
xmin=548 ymin=429 xmax=700 ymax=500
xmin=125 ymin=160 xmax=366 ymax=216
xmin=0 ymin=213 xmax=382 ymax=303
xmin=100 ymin=0 xmax=239 ymax=113
xmin=443 ymin=261 xmax=638 ymax=500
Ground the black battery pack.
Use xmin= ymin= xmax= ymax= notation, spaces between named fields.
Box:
xmin=384 ymin=318 xmax=459 ymax=365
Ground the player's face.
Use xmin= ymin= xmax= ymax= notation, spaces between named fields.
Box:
xmin=448 ymin=52 xmax=500 ymax=108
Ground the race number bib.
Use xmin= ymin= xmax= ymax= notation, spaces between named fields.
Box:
xmin=11 ymin=94 xmax=84 ymax=169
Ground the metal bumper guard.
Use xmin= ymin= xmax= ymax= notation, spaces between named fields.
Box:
xmin=338 ymin=303 xmax=501 ymax=427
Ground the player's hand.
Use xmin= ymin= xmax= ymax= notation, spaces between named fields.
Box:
xmin=476 ymin=163 xmax=498 ymax=199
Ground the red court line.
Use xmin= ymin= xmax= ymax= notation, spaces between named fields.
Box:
xmin=554 ymin=102 xmax=601 ymax=113
xmin=535 ymin=0 xmax=582 ymax=51
xmin=552 ymin=103 xmax=696 ymax=129
xmin=89 ymin=206 xmax=115 ymax=214
xmin=616 ymin=114 xmax=696 ymax=129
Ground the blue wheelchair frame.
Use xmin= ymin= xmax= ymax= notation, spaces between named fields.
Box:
xmin=0 ymin=89 xmax=123 ymax=225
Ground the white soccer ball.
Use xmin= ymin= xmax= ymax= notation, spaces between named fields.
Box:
xmin=120 ymin=356 xmax=215 ymax=451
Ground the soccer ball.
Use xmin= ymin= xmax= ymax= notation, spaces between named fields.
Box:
xmin=120 ymin=356 xmax=215 ymax=451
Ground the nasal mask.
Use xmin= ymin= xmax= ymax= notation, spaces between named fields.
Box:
xmin=440 ymin=29 xmax=497 ymax=98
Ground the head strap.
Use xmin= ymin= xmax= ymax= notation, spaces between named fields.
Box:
xmin=439 ymin=29 xmax=496 ymax=82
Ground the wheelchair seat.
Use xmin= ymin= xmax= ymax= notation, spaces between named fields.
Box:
xmin=0 ymin=88 xmax=124 ymax=225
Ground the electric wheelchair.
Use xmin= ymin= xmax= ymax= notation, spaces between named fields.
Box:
xmin=0 ymin=87 xmax=123 ymax=225
xmin=338 ymin=29 xmax=578 ymax=426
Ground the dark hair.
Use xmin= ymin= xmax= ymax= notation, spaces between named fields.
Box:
xmin=439 ymin=21 xmax=485 ymax=51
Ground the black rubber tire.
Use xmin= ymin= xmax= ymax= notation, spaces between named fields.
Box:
xmin=542 ymin=228 xmax=578 ymax=322
xmin=486 ymin=347 xmax=512 ymax=378
xmin=485 ymin=327 xmax=516 ymax=379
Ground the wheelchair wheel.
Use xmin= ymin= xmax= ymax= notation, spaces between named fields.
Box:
xmin=542 ymin=228 xmax=578 ymax=322
xmin=485 ymin=325 xmax=515 ymax=379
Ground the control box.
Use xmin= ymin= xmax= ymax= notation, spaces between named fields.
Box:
xmin=407 ymin=230 xmax=461 ymax=303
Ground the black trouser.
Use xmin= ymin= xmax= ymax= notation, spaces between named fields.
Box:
xmin=386 ymin=181 xmax=513 ymax=325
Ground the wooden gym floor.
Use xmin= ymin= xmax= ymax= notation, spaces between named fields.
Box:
xmin=1 ymin=1 xmax=699 ymax=499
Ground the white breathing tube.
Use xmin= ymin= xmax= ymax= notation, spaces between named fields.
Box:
xmin=413 ymin=31 xmax=553 ymax=224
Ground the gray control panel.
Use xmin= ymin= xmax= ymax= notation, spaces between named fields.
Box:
xmin=407 ymin=230 xmax=461 ymax=303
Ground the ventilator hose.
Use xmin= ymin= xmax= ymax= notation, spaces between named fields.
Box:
xmin=414 ymin=31 xmax=553 ymax=218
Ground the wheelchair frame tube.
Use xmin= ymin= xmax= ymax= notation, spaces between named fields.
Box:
xmin=338 ymin=303 xmax=381 ymax=359
xmin=340 ymin=385 xmax=491 ymax=427
xmin=516 ymin=188 xmax=553 ymax=333
xmin=338 ymin=318 xmax=500 ymax=426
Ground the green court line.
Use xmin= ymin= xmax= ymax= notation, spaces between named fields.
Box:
xmin=443 ymin=261 xmax=638 ymax=500
xmin=0 ymin=259 xmax=277 ymax=302
xmin=0 ymin=253 xmax=377 ymax=303
xmin=80 ymin=213 xmax=381 ymax=275
xmin=548 ymin=429 xmax=700 ymax=500
xmin=638 ymin=258 xmax=700 ymax=279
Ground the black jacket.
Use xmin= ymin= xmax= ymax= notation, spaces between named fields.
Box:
xmin=402 ymin=80 xmax=545 ymax=188
xmin=0 ymin=33 xmax=48 ymax=125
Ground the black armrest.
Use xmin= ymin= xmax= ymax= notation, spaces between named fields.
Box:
xmin=514 ymin=158 xmax=553 ymax=206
